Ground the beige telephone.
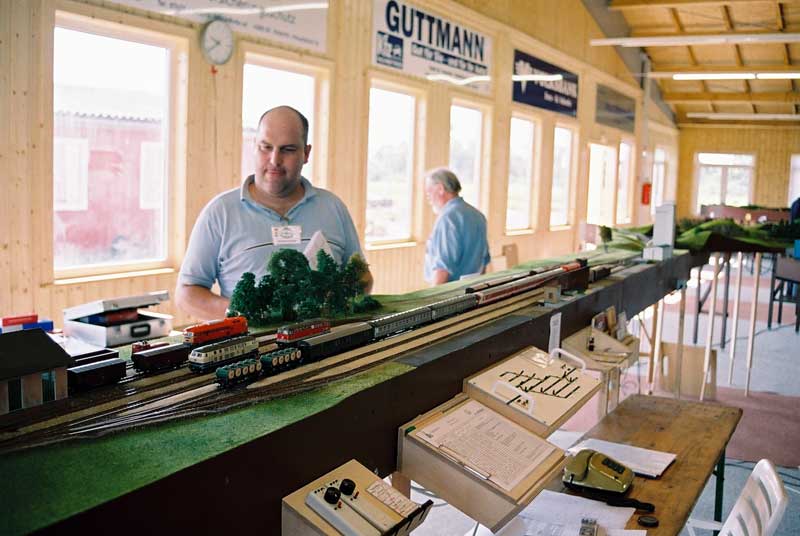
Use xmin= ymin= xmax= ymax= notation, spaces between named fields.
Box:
xmin=563 ymin=449 xmax=634 ymax=494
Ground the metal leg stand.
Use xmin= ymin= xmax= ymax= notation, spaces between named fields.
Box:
xmin=713 ymin=450 xmax=726 ymax=536
xmin=727 ymin=252 xmax=744 ymax=385
xmin=693 ymin=264 xmax=704 ymax=344
xmin=720 ymin=253 xmax=731 ymax=349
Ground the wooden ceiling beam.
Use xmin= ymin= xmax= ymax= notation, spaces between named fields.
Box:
xmin=720 ymin=5 xmax=756 ymax=112
xmin=611 ymin=0 xmax=799 ymax=10
xmin=664 ymin=91 xmax=800 ymax=103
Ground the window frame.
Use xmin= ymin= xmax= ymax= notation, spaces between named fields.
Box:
xmin=585 ymin=141 xmax=618 ymax=227
xmin=692 ymin=151 xmax=756 ymax=214
xmin=238 ymin=44 xmax=331 ymax=190
xmin=549 ymin=122 xmax=578 ymax=229
xmin=448 ymin=97 xmax=492 ymax=214
xmin=363 ymin=78 xmax=424 ymax=247
xmin=53 ymin=7 xmax=188 ymax=280
xmin=505 ymin=111 xmax=541 ymax=234
xmin=615 ymin=139 xmax=635 ymax=225
xmin=787 ymin=154 xmax=800 ymax=205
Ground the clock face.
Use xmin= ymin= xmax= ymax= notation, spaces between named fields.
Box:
xmin=201 ymin=20 xmax=234 ymax=65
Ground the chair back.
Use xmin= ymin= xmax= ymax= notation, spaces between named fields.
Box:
xmin=719 ymin=459 xmax=789 ymax=536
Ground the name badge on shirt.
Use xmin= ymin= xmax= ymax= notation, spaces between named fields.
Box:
xmin=272 ymin=225 xmax=302 ymax=245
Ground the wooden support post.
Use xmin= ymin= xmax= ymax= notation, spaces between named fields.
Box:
xmin=701 ymin=254 xmax=721 ymax=401
xmin=675 ymin=286 xmax=686 ymax=399
xmin=646 ymin=303 xmax=659 ymax=394
xmin=745 ymin=252 xmax=763 ymax=397
xmin=650 ymin=299 xmax=665 ymax=395
xmin=727 ymin=252 xmax=744 ymax=385
xmin=720 ymin=252 xmax=731 ymax=349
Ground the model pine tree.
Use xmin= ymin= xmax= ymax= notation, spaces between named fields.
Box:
xmin=228 ymin=248 xmax=379 ymax=325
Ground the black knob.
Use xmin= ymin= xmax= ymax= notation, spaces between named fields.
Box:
xmin=339 ymin=478 xmax=356 ymax=496
xmin=324 ymin=487 xmax=341 ymax=505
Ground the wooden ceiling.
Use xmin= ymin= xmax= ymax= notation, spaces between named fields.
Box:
xmin=611 ymin=0 xmax=800 ymax=125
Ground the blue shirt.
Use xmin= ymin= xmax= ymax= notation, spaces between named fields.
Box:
xmin=424 ymin=197 xmax=490 ymax=283
xmin=178 ymin=176 xmax=363 ymax=298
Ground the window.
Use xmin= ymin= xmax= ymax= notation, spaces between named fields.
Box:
xmin=449 ymin=104 xmax=484 ymax=211
xmin=788 ymin=155 xmax=800 ymax=205
xmin=241 ymin=62 xmax=317 ymax=183
xmin=586 ymin=143 xmax=616 ymax=226
xmin=41 ymin=371 xmax=56 ymax=403
xmin=651 ymin=147 xmax=667 ymax=215
xmin=53 ymin=20 xmax=182 ymax=272
xmin=8 ymin=378 xmax=22 ymax=412
xmin=616 ymin=141 xmax=633 ymax=224
xmin=695 ymin=152 xmax=755 ymax=213
xmin=506 ymin=117 xmax=536 ymax=231
xmin=550 ymin=126 xmax=574 ymax=227
xmin=365 ymin=87 xmax=416 ymax=243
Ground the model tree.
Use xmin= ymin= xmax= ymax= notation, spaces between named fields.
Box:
xmin=227 ymin=249 xmax=379 ymax=324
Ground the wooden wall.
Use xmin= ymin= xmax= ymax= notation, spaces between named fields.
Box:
xmin=0 ymin=0 xmax=675 ymax=327
xmin=677 ymin=125 xmax=800 ymax=217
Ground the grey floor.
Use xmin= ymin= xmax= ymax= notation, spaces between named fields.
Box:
xmin=411 ymin=263 xmax=800 ymax=535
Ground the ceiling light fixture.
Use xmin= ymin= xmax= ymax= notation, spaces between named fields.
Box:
xmin=756 ymin=72 xmax=800 ymax=80
xmin=591 ymin=32 xmax=800 ymax=48
xmin=686 ymin=113 xmax=800 ymax=121
xmin=673 ymin=73 xmax=755 ymax=81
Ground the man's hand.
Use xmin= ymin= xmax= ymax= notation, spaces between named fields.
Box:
xmin=431 ymin=269 xmax=450 ymax=286
xmin=175 ymin=284 xmax=230 ymax=321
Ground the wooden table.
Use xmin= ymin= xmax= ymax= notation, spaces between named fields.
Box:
xmin=551 ymin=395 xmax=742 ymax=535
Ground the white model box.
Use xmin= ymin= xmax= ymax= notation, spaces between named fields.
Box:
xmin=63 ymin=291 xmax=172 ymax=347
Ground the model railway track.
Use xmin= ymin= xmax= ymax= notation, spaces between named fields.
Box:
xmin=44 ymin=284 xmax=560 ymax=440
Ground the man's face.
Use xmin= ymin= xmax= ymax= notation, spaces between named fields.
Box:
xmin=425 ymin=178 xmax=444 ymax=214
xmin=253 ymin=109 xmax=311 ymax=198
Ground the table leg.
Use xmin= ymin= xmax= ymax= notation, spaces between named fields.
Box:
xmin=646 ymin=303 xmax=659 ymax=395
xmin=720 ymin=253 xmax=731 ymax=349
xmin=693 ymin=264 xmax=703 ymax=344
xmin=701 ymin=254 xmax=721 ymax=401
xmin=745 ymin=252 xmax=763 ymax=397
xmin=675 ymin=286 xmax=686 ymax=399
xmin=768 ymin=253 xmax=777 ymax=329
xmin=651 ymin=299 xmax=665 ymax=394
xmin=713 ymin=450 xmax=726 ymax=536
xmin=727 ymin=252 xmax=743 ymax=386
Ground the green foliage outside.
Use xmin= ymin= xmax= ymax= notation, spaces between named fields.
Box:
xmin=228 ymin=249 xmax=380 ymax=325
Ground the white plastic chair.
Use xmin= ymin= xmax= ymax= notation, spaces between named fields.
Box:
xmin=686 ymin=459 xmax=789 ymax=536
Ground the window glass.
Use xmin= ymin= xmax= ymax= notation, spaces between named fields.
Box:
xmin=586 ymin=144 xmax=616 ymax=226
xmin=506 ymin=117 xmax=535 ymax=230
xmin=53 ymin=27 xmax=170 ymax=270
xmin=241 ymin=63 xmax=315 ymax=182
xmin=616 ymin=142 xmax=632 ymax=224
xmin=550 ymin=126 xmax=573 ymax=227
xmin=449 ymin=105 xmax=483 ymax=210
xmin=365 ymin=87 xmax=415 ymax=243
xmin=8 ymin=378 xmax=22 ymax=412
xmin=695 ymin=152 xmax=754 ymax=213
xmin=651 ymin=147 xmax=667 ymax=215
xmin=41 ymin=371 xmax=56 ymax=403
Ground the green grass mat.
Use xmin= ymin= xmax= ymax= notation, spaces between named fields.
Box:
xmin=0 ymin=361 xmax=412 ymax=535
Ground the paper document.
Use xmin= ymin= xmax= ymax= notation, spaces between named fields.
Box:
xmin=504 ymin=490 xmax=634 ymax=536
xmin=416 ymin=400 xmax=557 ymax=492
xmin=568 ymin=438 xmax=676 ymax=478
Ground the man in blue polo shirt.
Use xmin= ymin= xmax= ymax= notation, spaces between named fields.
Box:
xmin=423 ymin=167 xmax=490 ymax=285
xmin=176 ymin=106 xmax=372 ymax=320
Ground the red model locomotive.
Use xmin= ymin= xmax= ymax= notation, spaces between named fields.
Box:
xmin=275 ymin=318 xmax=330 ymax=344
xmin=183 ymin=316 xmax=248 ymax=346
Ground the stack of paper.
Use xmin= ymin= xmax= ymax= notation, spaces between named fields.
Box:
xmin=567 ymin=438 xmax=676 ymax=478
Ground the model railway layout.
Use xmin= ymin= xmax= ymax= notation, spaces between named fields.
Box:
xmin=0 ymin=258 xmax=625 ymax=452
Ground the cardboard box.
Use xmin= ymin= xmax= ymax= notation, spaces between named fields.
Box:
xmin=463 ymin=346 xmax=602 ymax=437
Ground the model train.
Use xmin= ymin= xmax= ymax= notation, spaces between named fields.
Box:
xmin=183 ymin=316 xmax=248 ymax=345
xmin=212 ymin=260 xmax=587 ymax=388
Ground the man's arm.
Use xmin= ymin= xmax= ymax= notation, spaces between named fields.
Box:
xmin=175 ymin=284 xmax=230 ymax=321
xmin=431 ymin=269 xmax=450 ymax=286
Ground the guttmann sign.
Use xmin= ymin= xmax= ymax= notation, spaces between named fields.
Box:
xmin=373 ymin=0 xmax=493 ymax=94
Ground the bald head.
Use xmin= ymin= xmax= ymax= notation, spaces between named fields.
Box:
xmin=258 ymin=106 xmax=309 ymax=145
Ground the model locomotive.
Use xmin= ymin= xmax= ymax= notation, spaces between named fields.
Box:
xmin=212 ymin=261 xmax=586 ymax=388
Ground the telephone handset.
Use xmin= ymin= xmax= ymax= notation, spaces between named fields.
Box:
xmin=563 ymin=449 xmax=634 ymax=494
